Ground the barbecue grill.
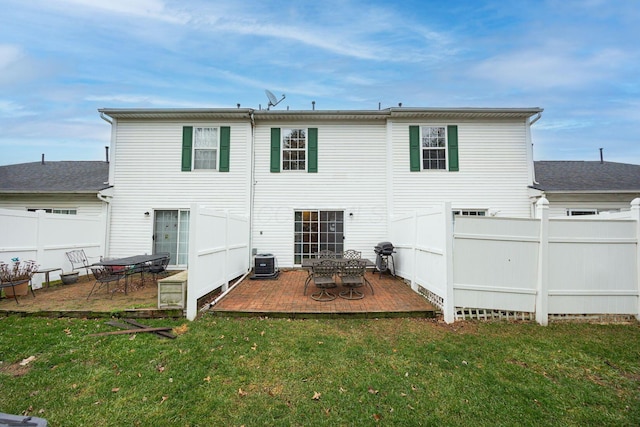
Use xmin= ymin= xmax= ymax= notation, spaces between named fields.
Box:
xmin=374 ymin=241 xmax=395 ymax=276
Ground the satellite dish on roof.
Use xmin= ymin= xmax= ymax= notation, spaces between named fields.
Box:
xmin=265 ymin=89 xmax=285 ymax=110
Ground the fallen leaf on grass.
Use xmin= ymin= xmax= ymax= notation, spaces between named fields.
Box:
xmin=203 ymin=376 xmax=211 ymax=382
xmin=373 ymin=413 xmax=382 ymax=422
xmin=238 ymin=388 xmax=248 ymax=397
xmin=160 ymin=396 xmax=168 ymax=404
xmin=20 ymin=356 xmax=36 ymax=366
xmin=112 ymin=388 xmax=120 ymax=393
xmin=368 ymin=387 xmax=379 ymax=394
xmin=251 ymin=343 xmax=258 ymax=351
xmin=312 ymin=392 xmax=321 ymax=400
xmin=173 ymin=324 xmax=189 ymax=335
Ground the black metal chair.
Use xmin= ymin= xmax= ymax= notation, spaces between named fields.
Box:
xmin=65 ymin=249 xmax=96 ymax=277
xmin=303 ymin=250 xmax=337 ymax=295
xmin=310 ymin=259 xmax=338 ymax=301
xmin=87 ymin=266 xmax=124 ymax=299
xmin=342 ymin=249 xmax=361 ymax=259
xmin=146 ymin=253 xmax=170 ymax=281
xmin=339 ymin=259 xmax=373 ymax=299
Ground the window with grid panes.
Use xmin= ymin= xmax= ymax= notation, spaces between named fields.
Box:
xmin=421 ymin=126 xmax=447 ymax=170
xmin=282 ymin=128 xmax=306 ymax=171
xmin=193 ymin=127 xmax=218 ymax=170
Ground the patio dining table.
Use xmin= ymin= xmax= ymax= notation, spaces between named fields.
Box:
xmin=96 ymin=254 xmax=167 ymax=293
xmin=301 ymin=257 xmax=375 ymax=295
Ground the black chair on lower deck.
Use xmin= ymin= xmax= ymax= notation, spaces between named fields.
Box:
xmin=146 ymin=253 xmax=170 ymax=281
xmin=87 ymin=266 xmax=124 ymax=299
xmin=310 ymin=259 xmax=338 ymax=301
xmin=339 ymin=259 xmax=373 ymax=300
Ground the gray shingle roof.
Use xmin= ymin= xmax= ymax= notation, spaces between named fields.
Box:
xmin=533 ymin=161 xmax=640 ymax=192
xmin=0 ymin=161 xmax=110 ymax=193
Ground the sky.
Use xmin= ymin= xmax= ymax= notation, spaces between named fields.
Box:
xmin=0 ymin=0 xmax=638 ymax=166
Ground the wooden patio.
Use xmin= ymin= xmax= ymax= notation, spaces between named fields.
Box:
xmin=209 ymin=269 xmax=438 ymax=318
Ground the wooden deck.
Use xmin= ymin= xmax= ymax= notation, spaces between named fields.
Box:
xmin=209 ymin=269 xmax=438 ymax=318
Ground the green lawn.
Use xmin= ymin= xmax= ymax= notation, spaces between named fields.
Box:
xmin=0 ymin=315 xmax=638 ymax=426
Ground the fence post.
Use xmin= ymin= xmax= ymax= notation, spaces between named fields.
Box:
xmin=410 ymin=211 xmax=418 ymax=291
xmin=222 ymin=210 xmax=230 ymax=292
xmin=443 ymin=202 xmax=455 ymax=323
xmin=186 ymin=203 xmax=199 ymax=321
xmin=535 ymin=197 xmax=549 ymax=325
xmin=631 ymin=198 xmax=640 ymax=321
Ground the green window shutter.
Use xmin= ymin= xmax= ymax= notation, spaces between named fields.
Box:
xmin=307 ymin=128 xmax=318 ymax=173
xmin=181 ymin=126 xmax=193 ymax=172
xmin=409 ymin=125 xmax=420 ymax=172
xmin=447 ymin=125 xmax=459 ymax=172
xmin=219 ymin=126 xmax=230 ymax=172
xmin=270 ymin=128 xmax=281 ymax=173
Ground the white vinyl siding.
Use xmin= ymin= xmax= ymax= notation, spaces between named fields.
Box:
xmin=392 ymin=120 xmax=533 ymax=218
xmin=252 ymin=121 xmax=388 ymax=267
xmin=107 ymin=119 xmax=251 ymax=258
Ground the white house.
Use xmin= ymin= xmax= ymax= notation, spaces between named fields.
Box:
xmin=97 ymin=107 xmax=543 ymax=268
xmin=0 ymin=160 xmax=109 ymax=216
xmin=532 ymin=160 xmax=640 ymax=217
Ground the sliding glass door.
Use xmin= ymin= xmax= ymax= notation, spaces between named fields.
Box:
xmin=294 ymin=210 xmax=344 ymax=264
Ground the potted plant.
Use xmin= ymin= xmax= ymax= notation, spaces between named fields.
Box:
xmin=0 ymin=258 xmax=39 ymax=297
xmin=60 ymin=271 xmax=79 ymax=285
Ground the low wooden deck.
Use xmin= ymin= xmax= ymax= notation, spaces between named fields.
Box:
xmin=209 ymin=269 xmax=438 ymax=318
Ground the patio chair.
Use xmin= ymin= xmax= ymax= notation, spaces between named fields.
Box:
xmin=146 ymin=253 xmax=171 ymax=281
xmin=310 ymin=259 xmax=338 ymax=302
xmin=303 ymin=250 xmax=338 ymax=295
xmin=342 ymin=249 xmax=361 ymax=259
xmin=87 ymin=266 xmax=125 ymax=299
xmin=338 ymin=259 xmax=372 ymax=299
xmin=316 ymin=250 xmax=337 ymax=259
xmin=65 ymin=249 xmax=96 ymax=277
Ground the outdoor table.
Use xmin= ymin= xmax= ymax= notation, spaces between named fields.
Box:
xmin=97 ymin=254 xmax=167 ymax=293
xmin=35 ymin=267 xmax=62 ymax=288
xmin=301 ymin=258 xmax=375 ymax=294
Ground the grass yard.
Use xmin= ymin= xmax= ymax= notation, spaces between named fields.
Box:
xmin=0 ymin=315 xmax=638 ymax=426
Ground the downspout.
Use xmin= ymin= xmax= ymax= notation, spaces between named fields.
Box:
xmin=249 ymin=110 xmax=256 ymax=266
xmin=100 ymin=112 xmax=112 ymax=125
xmin=97 ymin=190 xmax=112 ymax=256
xmin=528 ymin=112 xmax=543 ymax=218
xmin=99 ymin=111 xmax=116 ymax=256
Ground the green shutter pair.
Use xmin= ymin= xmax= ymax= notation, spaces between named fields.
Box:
xmin=270 ymin=128 xmax=318 ymax=173
xmin=181 ymin=126 xmax=230 ymax=172
xmin=409 ymin=125 xmax=459 ymax=172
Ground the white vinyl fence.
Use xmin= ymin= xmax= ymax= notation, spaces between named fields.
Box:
xmin=186 ymin=204 xmax=251 ymax=320
xmin=392 ymin=198 xmax=640 ymax=325
xmin=0 ymin=208 xmax=106 ymax=287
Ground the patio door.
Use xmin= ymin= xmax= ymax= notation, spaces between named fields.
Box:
xmin=294 ymin=210 xmax=344 ymax=264
xmin=153 ymin=210 xmax=190 ymax=267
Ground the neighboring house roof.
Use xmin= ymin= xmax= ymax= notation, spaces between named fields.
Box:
xmin=533 ymin=161 xmax=640 ymax=193
xmin=0 ymin=161 xmax=110 ymax=194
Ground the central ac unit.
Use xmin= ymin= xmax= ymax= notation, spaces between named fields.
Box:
xmin=251 ymin=253 xmax=279 ymax=279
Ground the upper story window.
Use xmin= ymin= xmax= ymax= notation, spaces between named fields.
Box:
xmin=409 ymin=125 xmax=458 ymax=172
xmin=193 ymin=127 xmax=218 ymax=170
xmin=181 ymin=126 xmax=230 ymax=172
xmin=421 ymin=126 xmax=447 ymax=170
xmin=282 ymin=128 xmax=306 ymax=171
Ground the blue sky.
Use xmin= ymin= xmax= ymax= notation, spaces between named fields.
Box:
xmin=0 ymin=0 xmax=638 ymax=166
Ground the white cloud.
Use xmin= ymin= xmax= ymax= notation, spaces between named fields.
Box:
xmin=57 ymin=0 xmax=189 ymax=24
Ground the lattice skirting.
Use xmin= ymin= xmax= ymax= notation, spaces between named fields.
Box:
xmin=548 ymin=313 xmax=637 ymax=323
xmin=416 ymin=285 xmax=444 ymax=310
xmin=455 ymin=308 xmax=534 ymax=321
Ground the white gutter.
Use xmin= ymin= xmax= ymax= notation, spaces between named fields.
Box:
xmin=100 ymin=112 xmax=112 ymax=124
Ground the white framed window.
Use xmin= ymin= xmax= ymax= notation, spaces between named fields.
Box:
xmin=566 ymin=209 xmax=598 ymax=216
xmin=53 ymin=208 xmax=77 ymax=215
xmin=453 ymin=210 xmax=487 ymax=217
xmin=193 ymin=127 xmax=218 ymax=170
xmin=421 ymin=126 xmax=447 ymax=170
xmin=282 ymin=128 xmax=306 ymax=171
xmin=27 ymin=208 xmax=76 ymax=215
